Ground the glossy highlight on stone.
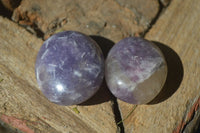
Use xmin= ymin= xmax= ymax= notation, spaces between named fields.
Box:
xmin=35 ymin=31 xmax=104 ymax=105
xmin=105 ymin=37 xmax=167 ymax=104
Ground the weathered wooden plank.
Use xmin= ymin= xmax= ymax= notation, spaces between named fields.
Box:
xmin=12 ymin=0 xmax=159 ymax=42
xmin=0 ymin=0 xmax=162 ymax=132
xmin=0 ymin=16 xmax=117 ymax=133
xmin=118 ymin=0 xmax=200 ymax=132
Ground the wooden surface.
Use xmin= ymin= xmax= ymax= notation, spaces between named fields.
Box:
xmin=11 ymin=0 xmax=159 ymax=41
xmin=0 ymin=17 xmax=117 ymax=133
xmin=118 ymin=0 xmax=200 ymax=132
xmin=0 ymin=0 xmax=200 ymax=132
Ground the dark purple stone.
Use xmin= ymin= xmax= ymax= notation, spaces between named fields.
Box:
xmin=35 ymin=31 xmax=104 ymax=105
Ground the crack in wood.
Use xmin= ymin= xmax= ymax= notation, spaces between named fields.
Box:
xmin=0 ymin=118 xmax=23 ymax=133
xmin=0 ymin=0 xmax=44 ymax=39
xmin=0 ymin=1 xmax=12 ymax=18
xmin=173 ymin=97 xmax=200 ymax=133
xmin=142 ymin=0 xmax=171 ymax=37
xmin=112 ymin=97 xmax=125 ymax=133
xmin=0 ymin=114 xmax=34 ymax=133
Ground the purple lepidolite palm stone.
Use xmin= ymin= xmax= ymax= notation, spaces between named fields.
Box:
xmin=35 ymin=31 xmax=104 ymax=105
xmin=105 ymin=37 xmax=167 ymax=104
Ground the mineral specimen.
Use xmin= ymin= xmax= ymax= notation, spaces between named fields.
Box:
xmin=105 ymin=37 xmax=167 ymax=104
xmin=35 ymin=31 xmax=104 ymax=105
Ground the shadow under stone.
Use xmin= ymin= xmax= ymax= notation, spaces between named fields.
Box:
xmin=90 ymin=35 xmax=115 ymax=58
xmin=148 ymin=41 xmax=184 ymax=104
xmin=79 ymin=79 xmax=113 ymax=106
xmin=79 ymin=36 xmax=115 ymax=105
xmin=80 ymin=38 xmax=183 ymax=105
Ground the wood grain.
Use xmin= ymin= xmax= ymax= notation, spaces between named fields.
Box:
xmin=0 ymin=1 xmax=160 ymax=132
xmin=118 ymin=0 xmax=200 ymax=132
xmin=0 ymin=17 xmax=117 ymax=133
xmin=12 ymin=0 xmax=159 ymax=41
xmin=1 ymin=0 xmax=199 ymax=132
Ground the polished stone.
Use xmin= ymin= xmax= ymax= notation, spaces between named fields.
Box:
xmin=105 ymin=37 xmax=167 ymax=104
xmin=35 ymin=31 xmax=104 ymax=105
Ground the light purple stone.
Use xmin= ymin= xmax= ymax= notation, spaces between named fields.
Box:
xmin=35 ymin=31 xmax=104 ymax=105
xmin=105 ymin=37 xmax=167 ymax=104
